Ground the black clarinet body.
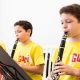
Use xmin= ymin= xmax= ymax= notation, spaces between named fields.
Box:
xmin=11 ymin=39 xmax=18 ymax=58
xmin=57 ymin=32 xmax=68 ymax=62
xmin=48 ymin=32 xmax=68 ymax=80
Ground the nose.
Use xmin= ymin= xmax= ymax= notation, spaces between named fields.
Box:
xmin=62 ymin=22 xmax=68 ymax=31
xmin=15 ymin=33 xmax=19 ymax=39
xmin=15 ymin=33 xmax=18 ymax=37
xmin=62 ymin=23 xmax=68 ymax=32
xmin=62 ymin=23 xmax=67 ymax=29
xmin=16 ymin=35 xmax=19 ymax=40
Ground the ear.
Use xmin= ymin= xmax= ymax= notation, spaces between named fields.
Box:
xmin=27 ymin=29 xmax=31 ymax=35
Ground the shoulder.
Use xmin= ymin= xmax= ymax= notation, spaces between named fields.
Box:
xmin=31 ymin=41 xmax=43 ymax=49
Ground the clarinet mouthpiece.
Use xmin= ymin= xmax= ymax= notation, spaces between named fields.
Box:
xmin=64 ymin=32 xmax=68 ymax=35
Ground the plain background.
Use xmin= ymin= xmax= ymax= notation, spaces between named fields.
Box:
xmin=0 ymin=0 xmax=80 ymax=55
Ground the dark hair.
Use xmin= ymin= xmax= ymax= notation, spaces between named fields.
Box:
xmin=60 ymin=4 xmax=80 ymax=22
xmin=14 ymin=20 xmax=33 ymax=36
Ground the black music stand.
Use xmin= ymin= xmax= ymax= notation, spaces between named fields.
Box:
xmin=0 ymin=46 xmax=32 ymax=80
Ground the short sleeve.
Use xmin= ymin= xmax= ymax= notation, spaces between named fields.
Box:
xmin=33 ymin=45 xmax=44 ymax=65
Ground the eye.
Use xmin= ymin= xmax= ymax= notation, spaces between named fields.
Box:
xmin=66 ymin=19 xmax=73 ymax=23
xmin=15 ymin=30 xmax=22 ymax=34
xmin=17 ymin=31 xmax=22 ymax=33
xmin=67 ymin=21 xmax=72 ymax=23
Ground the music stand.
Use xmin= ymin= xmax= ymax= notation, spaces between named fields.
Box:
xmin=0 ymin=46 xmax=32 ymax=80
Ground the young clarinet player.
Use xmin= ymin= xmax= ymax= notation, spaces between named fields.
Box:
xmin=48 ymin=3 xmax=80 ymax=80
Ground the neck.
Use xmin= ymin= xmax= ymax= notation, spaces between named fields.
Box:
xmin=68 ymin=35 xmax=80 ymax=42
xmin=21 ymin=39 xmax=31 ymax=45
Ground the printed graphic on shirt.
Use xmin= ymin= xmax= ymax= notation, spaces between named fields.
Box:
xmin=71 ymin=53 xmax=80 ymax=62
xmin=18 ymin=53 xmax=32 ymax=64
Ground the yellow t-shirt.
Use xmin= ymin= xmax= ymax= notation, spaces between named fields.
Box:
xmin=51 ymin=42 xmax=80 ymax=80
xmin=0 ymin=40 xmax=6 ymax=51
xmin=13 ymin=41 xmax=44 ymax=80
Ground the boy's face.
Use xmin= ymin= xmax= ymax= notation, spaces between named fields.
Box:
xmin=14 ymin=25 xmax=31 ymax=42
xmin=60 ymin=13 xmax=80 ymax=38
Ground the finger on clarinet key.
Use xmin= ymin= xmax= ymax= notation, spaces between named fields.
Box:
xmin=54 ymin=62 xmax=62 ymax=66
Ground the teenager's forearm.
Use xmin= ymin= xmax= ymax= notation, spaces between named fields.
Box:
xmin=22 ymin=64 xmax=44 ymax=74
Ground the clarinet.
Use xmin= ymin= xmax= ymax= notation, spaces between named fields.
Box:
xmin=11 ymin=39 xmax=18 ymax=58
xmin=48 ymin=32 xmax=68 ymax=80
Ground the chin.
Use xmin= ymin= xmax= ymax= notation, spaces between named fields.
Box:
xmin=18 ymin=39 xmax=22 ymax=42
xmin=68 ymin=34 xmax=74 ymax=38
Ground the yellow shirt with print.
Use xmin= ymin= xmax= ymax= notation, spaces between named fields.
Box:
xmin=13 ymin=41 xmax=44 ymax=80
xmin=51 ymin=42 xmax=80 ymax=80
